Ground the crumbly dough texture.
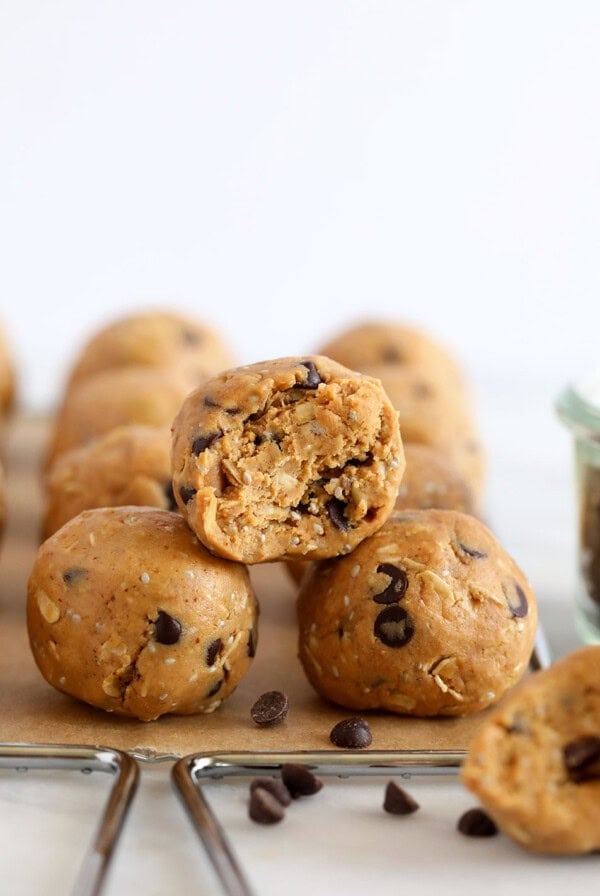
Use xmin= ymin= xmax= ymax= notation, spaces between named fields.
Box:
xmin=297 ymin=509 xmax=537 ymax=716
xmin=45 ymin=367 xmax=191 ymax=470
xmin=397 ymin=444 xmax=475 ymax=514
xmin=27 ymin=506 xmax=258 ymax=721
xmin=462 ymin=646 xmax=600 ymax=854
xmin=66 ymin=310 xmax=234 ymax=391
xmin=43 ymin=425 xmax=173 ymax=539
xmin=171 ymin=355 xmax=405 ymax=563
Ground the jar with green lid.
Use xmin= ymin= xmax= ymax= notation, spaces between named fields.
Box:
xmin=557 ymin=375 xmax=600 ymax=644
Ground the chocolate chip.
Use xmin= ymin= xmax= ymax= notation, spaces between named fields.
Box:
xmin=281 ymin=764 xmax=323 ymax=798
xmin=457 ymin=808 xmax=498 ymax=837
xmin=373 ymin=563 xmax=408 ymax=604
xmin=192 ymin=430 xmax=223 ymax=455
xmin=383 ymin=781 xmax=420 ymax=815
xmin=502 ymin=581 xmax=528 ymax=618
xmin=330 ymin=717 xmax=372 ymax=749
xmin=326 ymin=497 xmax=350 ymax=532
xmin=182 ymin=328 xmax=203 ymax=346
xmin=154 ymin=611 xmax=182 ymax=645
xmin=225 ymin=406 xmax=240 ymax=416
xmin=456 ymin=542 xmax=487 ymax=560
xmin=203 ymin=396 xmax=220 ymax=409
xmin=249 ymin=787 xmax=285 ymax=824
xmin=247 ymin=626 xmax=256 ymax=658
xmin=206 ymin=678 xmax=223 ymax=698
xmin=374 ymin=605 xmax=414 ymax=648
xmin=381 ymin=346 xmax=405 ymax=364
xmin=293 ymin=360 xmax=322 ymax=390
xmin=163 ymin=480 xmax=178 ymax=512
xmin=206 ymin=638 xmax=222 ymax=666
xmin=250 ymin=778 xmax=292 ymax=807
xmin=179 ymin=485 xmax=197 ymax=505
xmin=413 ymin=381 xmax=433 ymax=399
xmin=563 ymin=736 xmax=600 ymax=782
xmin=62 ymin=567 xmax=87 ymax=586
xmin=345 ymin=453 xmax=373 ymax=467
xmin=251 ymin=691 xmax=289 ymax=727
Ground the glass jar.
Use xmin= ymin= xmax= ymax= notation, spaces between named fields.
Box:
xmin=557 ymin=375 xmax=600 ymax=644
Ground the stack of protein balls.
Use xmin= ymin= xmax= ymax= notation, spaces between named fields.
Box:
xmin=28 ymin=312 xmax=537 ymax=724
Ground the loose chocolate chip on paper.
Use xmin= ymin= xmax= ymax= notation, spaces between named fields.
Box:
xmin=249 ymin=787 xmax=285 ymax=824
xmin=373 ymin=563 xmax=408 ymax=604
xmin=383 ymin=781 xmax=420 ymax=815
xmin=330 ymin=717 xmax=372 ymax=749
xmin=374 ymin=605 xmax=415 ymax=648
xmin=251 ymin=691 xmax=289 ymax=727
xmin=281 ymin=764 xmax=323 ymax=798
xmin=326 ymin=497 xmax=350 ymax=532
xmin=293 ymin=360 xmax=323 ymax=390
xmin=154 ymin=611 xmax=182 ymax=645
xmin=250 ymin=777 xmax=292 ymax=807
xmin=206 ymin=638 xmax=222 ymax=666
xmin=457 ymin=808 xmax=498 ymax=837
xmin=179 ymin=485 xmax=197 ymax=505
xmin=62 ymin=567 xmax=87 ymax=586
xmin=563 ymin=736 xmax=600 ymax=781
xmin=192 ymin=430 xmax=223 ymax=456
xmin=502 ymin=581 xmax=528 ymax=618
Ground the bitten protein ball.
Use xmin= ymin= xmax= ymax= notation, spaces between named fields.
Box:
xmin=171 ymin=356 xmax=405 ymax=564
xmin=298 ymin=510 xmax=537 ymax=716
xmin=27 ymin=507 xmax=258 ymax=721
xmin=43 ymin=425 xmax=173 ymax=539
xmin=462 ymin=645 xmax=600 ymax=855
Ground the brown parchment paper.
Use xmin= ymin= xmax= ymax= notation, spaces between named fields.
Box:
xmin=0 ymin=416 xmax=489 ymax=759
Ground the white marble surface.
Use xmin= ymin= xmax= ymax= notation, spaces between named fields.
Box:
xmin=1 ymin=375 xmax=596 ymax=895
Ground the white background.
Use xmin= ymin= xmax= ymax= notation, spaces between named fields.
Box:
xmin=2 ymin=0 xmax=600 ymax=411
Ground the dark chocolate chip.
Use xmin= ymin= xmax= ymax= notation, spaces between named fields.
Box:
xmin=345 ymin=452 xmax=373 ymax=467
xmin=281 ymin=764 xmax=323 ymax=798
xmin=163 ymin=480 xmax=178 ymax=512
xmin=563 ymin=736 xmax=600 ymax=782
xmin=203 ymin=396 xmax=220 ymax=409
xmin=249 ymin=787 xmax=285 ymax=824
xmin=293 ymin=360 xmax=322 ymax=390
xmin=457 ymin=808 xmax=498 ymax=837
xmin=374 ymin=605 xmax=415 ymax=648
xmin=182 ymin=328 xmax=203 ymax=346
xmin=206 ymin=678 xmax=223 ymax=698
xmin=154 ymin=611 xmax=182 ymax=645
xmin=247 ymin=626 xmax=256 ymax=658
xmin=225 ymin=406 xmax=240 ymax=416
xmin=381 ymin=346 xmax=405 ymax=364
xmin=250 ymin=777 xmax=292 ymax=807
xmin=251 ymin=691 xmax=289 ymax=727
xmin=326 ymin=497 xmax=350 ymax=532
xmin=413 ymin=381 xmax=433 ymax=399
xmin=206 ymin=638 xmax=222 ymax=666
xmin=457 ymin=542 xmax=487 ymax=560
xmin=330 ymin=717 xmax=372 ymax=749
xmin=179 ymin=485 xmax=197 ymax=505
xmin=383 ymin=781 xmax=420 ymax=815
xmin=373 ymin=563 xmax=409 ymax=604
xmin=502 ymin=581 xmax=529 ymax=618
xmin=62 ymin=567 xmax=87 ymax=586
xmin=192 ymin=430 xmax=223 ymax=455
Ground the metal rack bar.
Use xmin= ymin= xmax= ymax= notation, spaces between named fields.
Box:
xmin=0 ymin=743 xmax=139 ymax=896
